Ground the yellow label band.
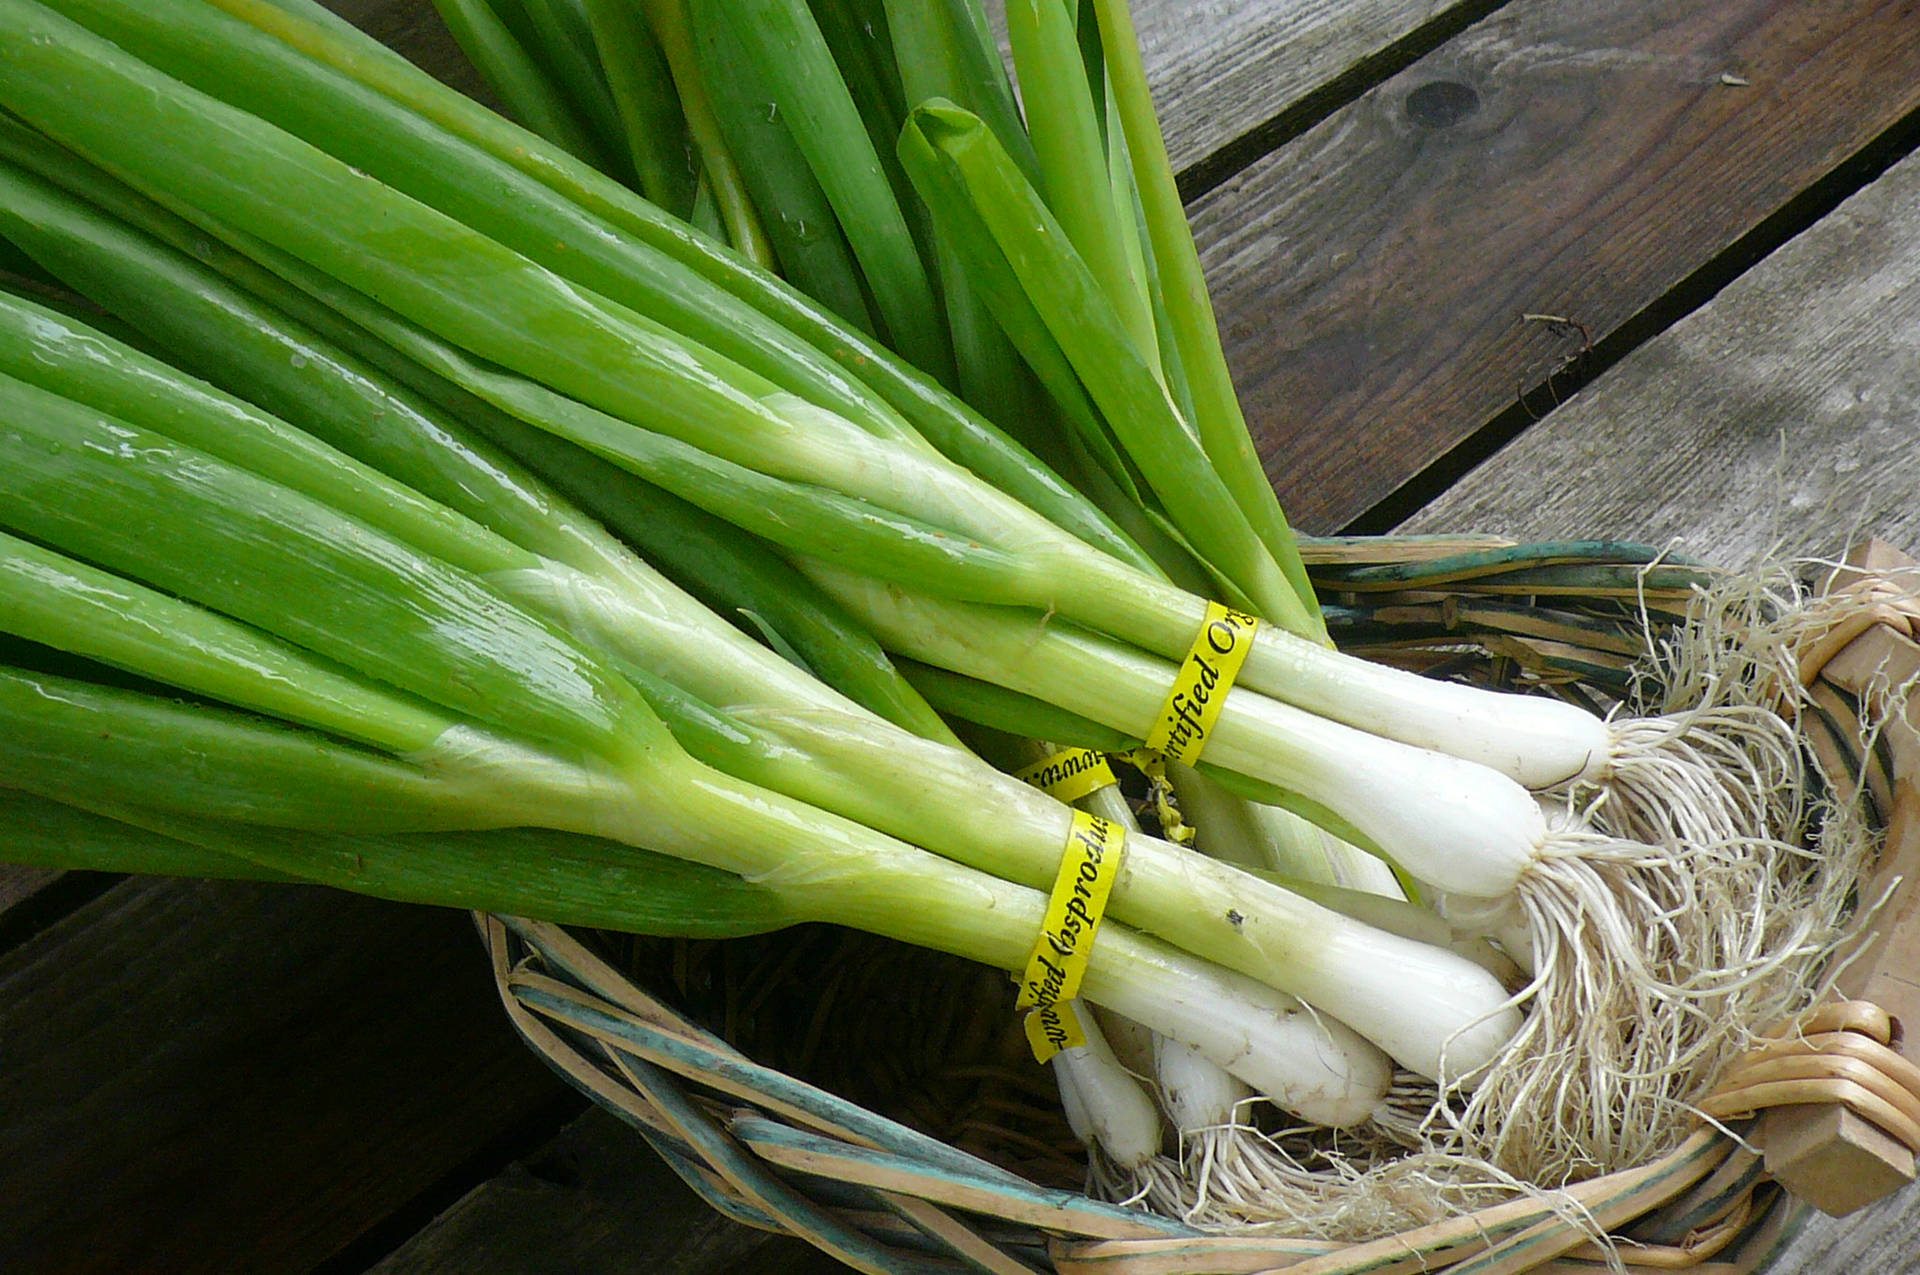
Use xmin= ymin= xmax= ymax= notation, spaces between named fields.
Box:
xmin=1014 ymin=747 xmax=1118 ymax=803
xmin=1016 ymin=810 xmax=1125 ymax=1015
xmin=1143 ymin=601 xmax=1259 ymax=766
xmin=1024 ymin=999 xmax=1088 ymax=1064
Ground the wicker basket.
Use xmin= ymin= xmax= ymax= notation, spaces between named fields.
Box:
xmin=479 ymin=538 xmax=1920 ymax=1275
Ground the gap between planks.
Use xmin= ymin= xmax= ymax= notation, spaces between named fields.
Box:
xmin=1399 ymin=107 xmax=1920 ymax=1275
xmin=1193 ymin=0 xmax=1920 ymax=533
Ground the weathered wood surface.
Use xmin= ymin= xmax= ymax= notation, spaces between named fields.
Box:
xmin=0 ymin=878 xmax=570 ymax=1273
xmin=1404 ymin=140 xmax=1920 ymax=559
xmin=1197 ymin=0 xmax=1920 ymax=533
xmin=1405 ymin=131 xmax=1920 ymax=1275
xmin=983 ymin=0 xmax=1483 ymax=172
xmin=0 ymin=863 xmax=65 ymax=931
xmin=369 ymin=1109 xmax=847 ymax=1275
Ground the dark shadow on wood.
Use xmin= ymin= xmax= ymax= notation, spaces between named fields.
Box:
xmin=310 ymin=1088 xmax=589 ymax=1275
xmin=0 ymin=868 xmax=120 ymax=959
xmin=1176 ymin=0 xmax=1514 ymax=202
xmin=1344 ymin=98 xmax=1920 ymax=535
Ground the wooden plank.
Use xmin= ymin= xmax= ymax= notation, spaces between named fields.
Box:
xmin=1403 ymin=135 xmax=1920 ymax=1275
xmin=1402 ymin=143 xmax=1920 ymax=556
xmin=370 ymin=1109 xmax=850 ymax=1275
xmin=0 ymin=863 xmax=66 ymax=933
xmin=982 ymin=0 xmax=1488 ymax=172
xmin=1193 ymin=0 xmax=1920 ymax=533
xmin=0 ymin=878 xmax=570 ymax=1274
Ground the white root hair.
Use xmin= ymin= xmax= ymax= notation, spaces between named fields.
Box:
xmin=1072 ymin=551 xmax=1889 ymax=1243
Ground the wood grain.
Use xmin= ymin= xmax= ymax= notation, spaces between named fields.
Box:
xmin=1402 ymin=141 xmax=1920 ymax=558
xmin=0 ymin=878 xmax=569 ymax=1274
xmin=1193 ymin=0 xmax=1920 ymax=533
xmin=983 ymin=0 xmax=1485 ymax=171
xmin=370 ymin=1109 xmax=848 ymax=1275
xmin=1403 ymin=127 xmax=1920 ymax=1275
xmin=0 ymin=863 xmax=66 ymax=933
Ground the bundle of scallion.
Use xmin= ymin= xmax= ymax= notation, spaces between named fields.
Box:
xmin=0 ymin=0 xmax=1841 ymax=1227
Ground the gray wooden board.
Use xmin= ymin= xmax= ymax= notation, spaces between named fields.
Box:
xmin=1405 ymin=132 xmax=1920 ymax=1275
xmin=0 ymin=863 xmax=63 ymax=930
xmin=369 ymin=1108 xmax=851 ymax=1275
xmin=1402 ymin=139 xmax=1920 ymax=562
xmin=0 ymin=877 xmax=569 ymax=1273
xmin=1188 ymin=0 xmax=1920 ymax=532
xmin=983 ymin=0 xmax=1481 ymax=171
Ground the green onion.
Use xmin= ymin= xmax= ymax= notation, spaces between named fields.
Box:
xmin=4 ymin=3 xmax=1630 ymax=901
xmin=425 ymin=0 xmax=612 ymax=168
xmin=574 ymin=0 xmax=696 ymax=216
xmin=689 ymin=0 xmax=953 ymax=382
xmin=0 ymin=657 xmax=1397 ymax=1122
xmin=0 ymin=280 xmax=1499 ymax=1084
xmin=199 ymin=0 xmax=1151 ymax=571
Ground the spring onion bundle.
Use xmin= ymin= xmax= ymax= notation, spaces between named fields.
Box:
xmin=0 ymin=0 xmax=1851 ymax=1230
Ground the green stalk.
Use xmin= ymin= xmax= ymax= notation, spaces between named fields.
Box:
xmin=0 ymin=127 xmax=1061 ymax=664
xmin=0 ymin=48 xmax=1588 ymax=814
xmin=0 ymin=640 xmax=1415 ymax=1106
xmin=813 ymin=0 xmax=907 ymax=118
xmin=0 ymin=162 xmax=957 ymax=746
xmin=1006 ymin=0 xmax=1156 ymax=361
xmin=0 ymin=528 xmax=458 ymax=758
xmin=687 ymin=168 xmax=724 ymax=239
xmin=1087 ymin=0 xmax=1322 ymax=632
xmin=930 ymin=232 xmax=1052 ymax=448
xmin=0 ymin=368 xmax=648 ymax=763
xmin=634 ymin=0 xmax=772 ymax=262
xmin=683 ymin=0 xmax=877 ymax=332
xmin=469 ymin=421 xmax=965 ymax=746
xmin=0 ymin=260 xmax=532 ymax=584
xmin=688 ymin=0 xmax=954 ymax=383
xmin=576 ymin=0 xmax=696 ymax=214
xmin=0 ymin=664 xmax=564 ymax=832
xmin=0 ymin=778 xmax=1395 ymax=1123
xmin=806 ymin=0 xmax=917 ymax=221
xmin=872 ymin=0 xmax=1057 ymax=437
xmin=881 ymin=0 xmax=1039 ymax=180
xmin=21 ymin=125 xmax=1071 ymax=617
xmin=896 ymin=109 xmax=1229 ymax=600
xmin=0 ymin=788 xmax=803 ymax=939
xmin=900 ymin=659 xmax=1131 ymax=753
xmin=895 ymin=117 xmax=1132 ymax=485
xmin=0 ymin=39 xmax=1336 ymax=790
xmin=199 ymin=0 xmax=1150 ymax=573
xmin=188 ymin=240 xmax=1033 ymax=602
xmin=426 ymin=0 xmax=612 ymax=168
xmin=900 ymin=101 xmax=1310 ymax=632
xmin=0 ymin=149 xmax=669 ymax=581
xmin=19 ymin=2 xmax=916 ymax=450
xmin=510 ymin=0 xmax=636 ymax=183
xmin=0 ymin=788 xmax=294 ymax=883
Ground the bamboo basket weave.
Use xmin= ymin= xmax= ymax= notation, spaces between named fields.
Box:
xmin=480 ymin=537 xmax=1920 ymax=1275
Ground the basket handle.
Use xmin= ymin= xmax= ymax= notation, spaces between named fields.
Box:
xmin=1753 ymin=539 xmax=1920 ymax=1215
